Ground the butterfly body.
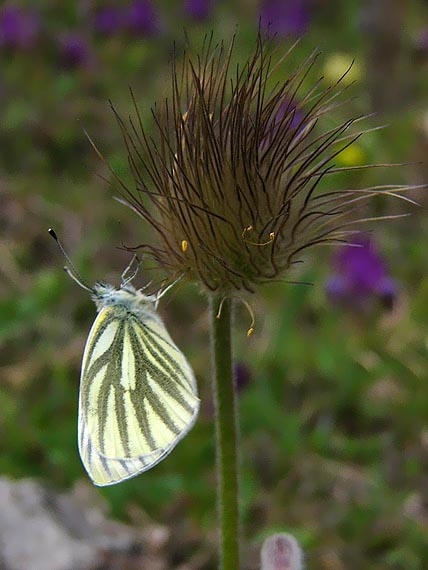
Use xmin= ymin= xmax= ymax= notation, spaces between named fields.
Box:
xmin=92 ymin=282 xmax=155 ymax=314
xmin=78 ymin=281 xmax=199 ymax=486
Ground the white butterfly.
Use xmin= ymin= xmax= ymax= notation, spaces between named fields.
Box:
xmin=49 ymin=229 xmax=199 ymax=486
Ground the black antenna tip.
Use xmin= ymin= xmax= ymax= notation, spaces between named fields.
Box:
xmin=48 ymin=228 xmax=58 ymax=241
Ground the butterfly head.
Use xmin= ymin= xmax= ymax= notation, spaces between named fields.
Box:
xmin=92 ymin=282 xmax=155 ymax=314
xmin=49 ymin=229 xmax=156 ymax=314
xmin=92 ymin=282 xmax=117 ymax=305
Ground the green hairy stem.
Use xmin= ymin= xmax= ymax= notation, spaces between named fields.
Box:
xmin=210 ymin=295 xmax=240 ymax=570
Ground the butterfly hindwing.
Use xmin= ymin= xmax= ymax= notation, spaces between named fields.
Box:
xmin=78 ymin=304 xmax=199 ymax=486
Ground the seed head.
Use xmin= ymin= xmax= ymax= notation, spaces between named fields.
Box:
xmin=110 ymin=34 xmax=409 ymax=293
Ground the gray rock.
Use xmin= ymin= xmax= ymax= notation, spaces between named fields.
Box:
xmin=0 ymin=477 xmax=161 ymax=570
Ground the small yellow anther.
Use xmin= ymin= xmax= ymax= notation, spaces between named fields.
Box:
xmin=181 ymin=239 xmax=188 ymax=252
xmin=242 ymin=225 xmax=253 ymax=239
xmin=242 ymin=226 xmax=275 ymax=247
xmin=216 ymin=297 xmax=227 ymax=319
xmin=241 ymin=299 xmax=255 ymax=338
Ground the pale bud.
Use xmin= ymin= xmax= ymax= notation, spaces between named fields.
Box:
xmin=260 ymin=533 xmax=303 ymax=570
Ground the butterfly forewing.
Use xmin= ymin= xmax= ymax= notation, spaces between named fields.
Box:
xmin=78 ymin=304 xmax=199 ymax=486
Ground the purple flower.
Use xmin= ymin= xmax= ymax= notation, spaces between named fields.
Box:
xmin=184 ymin=0 xmax=213 ymax=21
xmin=94 ymin=6 xmax=124 ymax=36
xmin=325 ymin=235 xmax=397 ymax=311
xmin=260 ymin=0 xmax=310 ymax=37
xmin=411 ymin=28 xmax=428 ymax=63
xmin=234 ymin=362 xmax=251 ymax=393
xmin=261 ymin=98 xmax=304 ymax=150
xmin=125 ymin=0 xmax=161 ymax=36
xmin=0 ymin=6 xmax=39 ymax=50
xmin=273 ymin=98 xmax=304 ymax=131
xmin=59 ymin=34 xmax=92 ymax=69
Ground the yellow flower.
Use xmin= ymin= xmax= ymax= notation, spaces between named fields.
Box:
xmin=323 ymin=53 xmax=362 ymax=85
xmin=336 ymin=144 xmax=366 ymax=167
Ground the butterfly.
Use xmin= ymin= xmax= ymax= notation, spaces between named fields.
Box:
xmin=49 ymin=229 xmax=199 ymax=486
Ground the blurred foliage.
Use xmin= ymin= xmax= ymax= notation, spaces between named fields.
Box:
xmin=1 ymin=1 xmax=428 ymax=569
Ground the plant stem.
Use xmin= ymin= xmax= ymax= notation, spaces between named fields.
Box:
xmin=210 ymin=295 xmax=240 ymax=570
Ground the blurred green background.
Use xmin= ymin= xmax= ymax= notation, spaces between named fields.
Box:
xmin=1 ymin=1 xmax=428 ymax=568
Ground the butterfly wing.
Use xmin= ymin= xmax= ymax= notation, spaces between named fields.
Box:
xmin=78 ymin=305 xmax=199 ymax=486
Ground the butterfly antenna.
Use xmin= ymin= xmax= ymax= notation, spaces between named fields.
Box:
xmin=48 ymin=228 xmax=93 ymax=292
